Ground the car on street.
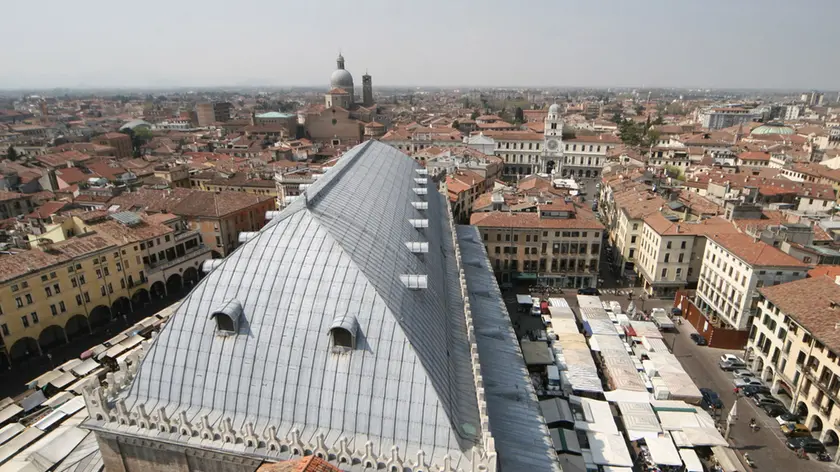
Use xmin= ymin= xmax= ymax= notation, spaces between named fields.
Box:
xmin=741 ymin=385 xmax=771 ymax=397
xmin=764 ymin=403 xmax=788 ymax=417
xmin=752 ymin=393 xmax=783 ymax=408
xmin=719 ymin=354 xmax=746 ymax=371
xmin=786 ymin=437 xmax=826 ymax=453
xmin=578 ymin=287 xmax=599 ymax=295
xmin=734 ymin=377 xmax=764 ymax=388
xmin=690 ymin=333 xmax=707 ymax=346
xmin=699 ymin=388 xmax=723 ymax=409
xmin=776 ymin=413 xmax=803 ymax=425
xmin=732 ymin=369 xmax=758 ymax=379
xmin=781 ymin=423 xmax=811 ymax=437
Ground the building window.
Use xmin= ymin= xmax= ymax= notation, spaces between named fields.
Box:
xmin=59 ymin=301 xmax=66 ymax=313
xmin=71 ymin=278 xmax=78 ymax=288
xmin=101 ymin=286 xmax=106 ymax=296
xmin=108 ymin=283 xmax=113 ymax=294
xmin=678 ymin=253 xmax=684 ymax=263
xmin=10 ymin=284 xmax=18 ymax=292
xmin=45 ymin=287 xmax=52 ymax=297
xmin=103 ymin=267 xmax=110 ymax=276
xmin=15 ymin=297 xmax=22 ymax=308
xmin=79 ymin=275 xmax=86 ymax=285
xmin=664 ymin=253 xmax=670 ymax=263
xmin=53 ymin=284 xmax=60 ymax=294
xmin=76 ymin=295 xmax=82 ymax=306
xmin=96 ymin=269 xmax=102 ymax=279
xmin=21 ymin=316 xmax=29 ymax=328
xmin=666 ymin=241 xmax=672 ymax=249
xmin=633 ymin=223 xmax=639 ymax=231
xmin=50 ymin=304 xmax=57 ymax=316
xmin=84 ymin=292 xmax=90 ymax=303
xmin=25 ymin=294 xmax=32 ymax=304
xmin=1 ymin=324 xmax=8 ymax=336
xmin=661 ymin=268 xmax=667 ymax=278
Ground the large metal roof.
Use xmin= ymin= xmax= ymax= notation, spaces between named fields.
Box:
xmin=95 ymin=141 xmax=492 ymax=470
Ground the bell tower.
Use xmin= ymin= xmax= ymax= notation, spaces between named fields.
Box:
xmin=542 ymin=104 xmax=564 ymax=175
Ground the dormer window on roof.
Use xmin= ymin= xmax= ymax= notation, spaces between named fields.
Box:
xmin=400 ymin=274 xmax=428 ymax=290
xmin=409 ymin=219 xmax=429 ymax=229
xmin=210 ymin=299 xmax=243 ymax=335
xmin=412 ymin=201 xmax=428 ymax=210
xmin=238 ymin=232 xmax=258 ymax=243
xmin=413 ymin=187 xmax=428 ymax=196
xmin=329 ymin=314 xmax=359 ymax=352
xmin=414 ymin=178 xmax=428 ymax=185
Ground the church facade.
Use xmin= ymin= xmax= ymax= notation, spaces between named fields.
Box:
xmin=298 ymin=54 xmax=380 ymax=147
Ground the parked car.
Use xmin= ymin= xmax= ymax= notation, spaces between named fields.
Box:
xmin=690 ymin=333 xmax=708 ymax=346
xmin=578 ymin=287 xmax=599 ymax=295
xmin=742 ymin=385 xmax=771 ymax=397
xmin=732 ymin=369 xmax=758 ymax=380
xmin=786 ymin=437 xmax=826 ymax=453
xmin=752 ymin=393 xmax=783 ymax=408
xmin=734 ymin=377 xmax=764 ymax=389
xmin=781 ymin=423 xmax=811 ymax=437
xmin=700 ymin=388 xmax=723 ymax=409
xmin=719 ymin=354 xmax=746 ymax=371
xmin=776 ymin=413 xmax=803 ymax=425
xmin=764 ymin=404 xmax=788 ymax=417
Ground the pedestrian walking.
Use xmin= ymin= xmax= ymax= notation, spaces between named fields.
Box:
xmin=733 ymin=386 xmax=740 ymax=396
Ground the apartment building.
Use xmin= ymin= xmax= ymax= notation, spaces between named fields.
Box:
xmin=695 ymin=233 xmax=808 ymax=331
xmin=636 ymin=214 xmax=737 ymax=297
xmin=445 ymin=169 xmax=491 ymax=223
xmin=0 ymin=191 xmax=34 ymax=219
xmin=748 ymin=276 xmax=840 ymax=448
xmin=699 ymin=107 xmax=757 ymax=130
xmin=0 ymin=211 xmax=210 ymax=365
xmin=602 ymin=185 xmax=664 ymax=279
xmin=109 ymin=188 xmax=276 ymax=257
xmin=471 ymin=203 xmax=603 ymax=288
xmin=196 ymin=102 xmax=233 ymax=126
xmin=473 ymin=130 xmax=543 ymax=176
xmin=91 ymin=132 xmax=132 ymax=158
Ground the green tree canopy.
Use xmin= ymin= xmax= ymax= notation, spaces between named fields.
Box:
xmin=6 ymin=146 xmax=18 ymax=161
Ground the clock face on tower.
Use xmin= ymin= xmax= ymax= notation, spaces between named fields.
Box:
xmin=547 ymin=139 xmax=559 ymax=151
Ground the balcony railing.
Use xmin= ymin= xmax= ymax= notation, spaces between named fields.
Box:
xmin=147 ymin=245 xmax=212 ymax=274
xmin=175 ymin=229 xmax=201 ymax=242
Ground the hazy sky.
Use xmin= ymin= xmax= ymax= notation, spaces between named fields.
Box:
xmin=3 ymin=0 xmax=838 ymax=90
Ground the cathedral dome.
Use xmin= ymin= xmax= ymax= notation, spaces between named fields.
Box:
xmin=330 ymin=69 xmax=354 ymax=89
xmin=750 ymin=122 xmax=794 ymax=136
xmin=548 ymin=103 xmax=561 ymax=115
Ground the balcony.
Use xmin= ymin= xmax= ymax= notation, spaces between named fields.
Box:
xmin=175 ymin=229 xmax=201 ymax=242
xmin=146 ymin=245 xmax=212 ymax=274
xmin=805 ymin=369 xmax=840 ymax=406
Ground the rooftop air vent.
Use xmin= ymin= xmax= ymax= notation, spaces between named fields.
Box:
xmin=400 ymin=275 xmax=428 ymax=290
xmin=201 ymin=259 xmax=224 ymax=274
xmin=413 ymin=187 xmax=428 ymax=196
xmin=414 ymin=178 xmax=428 ymax=185
xmin=409 ymin=219 xmax=429 ymax=229
xmin=210 ymin=299 xmax=243 ymax=335
xmin=405 ymin=242 xmax=429 ymax=253
xmin=265 ymin=211 xmax=282 ymax=220
xmin=329 ymin=314 xmax=359 ymax=352
xmin=412 ymin=201 xmax=429 ymax=210
xmin=238 ymin=232 xmax=258 ymax=244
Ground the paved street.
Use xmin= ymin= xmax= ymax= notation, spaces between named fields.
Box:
xmin=666 ymin=321 xmax=837 ymax=471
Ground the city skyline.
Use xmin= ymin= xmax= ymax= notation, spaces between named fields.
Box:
xmin=4 ymin=0 xmax=839 ymax=90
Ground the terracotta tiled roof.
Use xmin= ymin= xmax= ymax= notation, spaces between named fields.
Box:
xmin=256 ymin=456 xmax=341 ymax=472
xmin=27 ymin=201 xmax=69 ymax=219
xmin=36 ymin=150 xmax=93 ymax=168
xmin=477 ymin=130 xmax=542 ymax=141
xmin=644 ymin=213 xmax=736 ymax=236
xmin=0 ymin=191 xmax=27 ymax=202
xmin=109 ymin=188 xmax=273 ymax=218
xmin=708 ymin=233 xmax=809 ymax=267
xmin=808 ymin=265 xmax=840 ymax=279
xmin=0 ymin=235 xmax=115 ymax=284
xmin=759 ymin=277 xmax=840 ymax=354
xmin=470 ymin=210 xmax=603 ymax=229
xmin=564 ymin=134 xmax=622 ymax=144
xmin=738 ymin=151 xmax=771 ymax=161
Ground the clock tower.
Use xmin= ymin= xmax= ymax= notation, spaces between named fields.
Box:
xmin=542 ymin=103 xmax=564 ymax=175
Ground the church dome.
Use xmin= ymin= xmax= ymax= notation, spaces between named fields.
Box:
xmin=548 ymin=103 xmax=561 ymax=115
xmin=751 ymin=123 xmax=794 ymax=135
xmin=331 ymin=69 xmax=354 ymax=89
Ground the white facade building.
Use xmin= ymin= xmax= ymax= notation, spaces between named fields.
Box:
xmin=695 ymin=233 xmax=808 ymax=331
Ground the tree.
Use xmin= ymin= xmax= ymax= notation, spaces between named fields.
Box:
xmin=451 ymin=120 xmax=460 ymax=130
xmin=6 ymin=146 xmax=18 ymax=161
xmin=470 ymin=111 xmax=479 ymax=120
xmin=663 ymin=164 xmax=685 ymax=180
xmin=653 ymin=114 xmax=665 ymax=126
xmin=610 ymin=112 xmax=622 ymax=124
xmin=514 ymin=107 xmax=524 ymax=124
